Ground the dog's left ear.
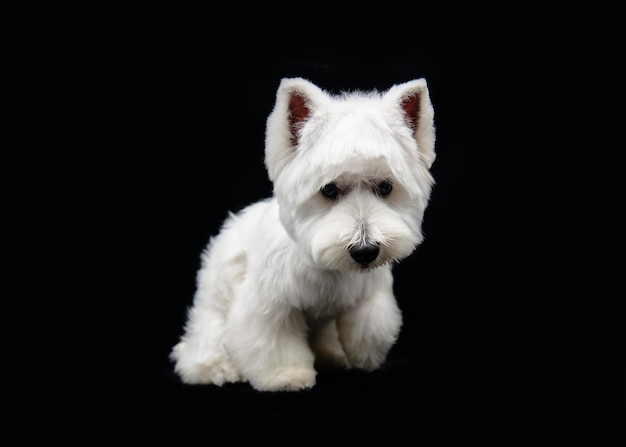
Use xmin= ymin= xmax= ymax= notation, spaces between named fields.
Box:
xmin=385 ymin=79 xmax=436 ymax=169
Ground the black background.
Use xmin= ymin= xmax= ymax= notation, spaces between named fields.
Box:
xmin=4 ymin=4 xmax=624 ymax=446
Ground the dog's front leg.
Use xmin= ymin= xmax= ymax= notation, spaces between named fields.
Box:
xmin=336 ymin=270 xmax=402 ymax=371
xmin=225 ymin=291 xmax=316 ymax=392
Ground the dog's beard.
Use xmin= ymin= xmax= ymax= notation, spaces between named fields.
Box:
xmin=308 ymin=209 xmax=421 ymax=273
xmin=313 ymin=243 xmax=405 ymax=272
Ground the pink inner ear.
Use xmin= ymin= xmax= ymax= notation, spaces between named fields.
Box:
xmin=401 ymin=92 xmax=421 ymax=133
xmin=288 ymin=91 xmax=310 ymax=146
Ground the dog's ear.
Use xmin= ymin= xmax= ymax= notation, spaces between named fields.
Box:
xmin=265 ymin=78 xmax=327 ymax=182
xmin=385 ymin=79 xmax=436 ymax=169
xmin=276 ymin=77 xmax=326 ymax=145
xmin=285 ymin=86 xmax=314 ymax=146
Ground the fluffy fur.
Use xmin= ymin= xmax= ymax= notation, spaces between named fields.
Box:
xmin=171 ymin=77 xmax=436 ymax=391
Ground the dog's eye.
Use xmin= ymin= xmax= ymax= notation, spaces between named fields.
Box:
xmin=376 ymin=180 xmax=393 ymax=196
xmin=321 ymin=183 xmax=339 ymax=199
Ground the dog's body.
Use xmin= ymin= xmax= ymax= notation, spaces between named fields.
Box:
xmin=171 ymin=77 xmax=436 ymax=391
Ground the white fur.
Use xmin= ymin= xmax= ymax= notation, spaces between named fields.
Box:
xmin=171 ymin=77 xmax=436 ymax=391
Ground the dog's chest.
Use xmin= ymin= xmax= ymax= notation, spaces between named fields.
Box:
xmin=297 ymin=270 xmax=366 ymax=319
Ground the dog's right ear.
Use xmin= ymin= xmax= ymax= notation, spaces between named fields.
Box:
xmin=265 ymin=78 xmax=327 ymax=182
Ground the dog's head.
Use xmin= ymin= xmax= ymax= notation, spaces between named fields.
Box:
xmin=265 ymin=77 xmax=436 ymax=272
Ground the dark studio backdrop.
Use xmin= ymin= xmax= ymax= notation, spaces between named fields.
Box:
xmin=4 ymin=4 xmax=624 ymax=446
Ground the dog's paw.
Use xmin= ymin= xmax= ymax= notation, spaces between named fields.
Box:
xmin=172 ymin=344 xmax=242 ymax=386
xmin=349 ymin=357 xmax=383 ymax=371
xmin=176 ymin=359 xmax=242 ymax=386
xmin=314 ymin=348 xmax=351 ymax=372
xmin=251 ymin=367 xmax=316 ymax=392
xmin=343 ymin=347 xmax=386 ymax=372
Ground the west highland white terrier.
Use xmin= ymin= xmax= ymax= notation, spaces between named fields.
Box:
xmin=171 ymin=77 xmax=436 ymax=391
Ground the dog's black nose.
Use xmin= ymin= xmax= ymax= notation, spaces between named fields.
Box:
xmin=349 ymin=244 xmax=380 ymax=265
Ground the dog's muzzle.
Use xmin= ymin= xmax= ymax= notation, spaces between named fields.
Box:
xmin=349 ymin=243 xmax=380 ymax=266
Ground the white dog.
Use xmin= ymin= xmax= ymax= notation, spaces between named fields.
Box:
xmin=171 ymin=77 xmax=436 ymax=391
